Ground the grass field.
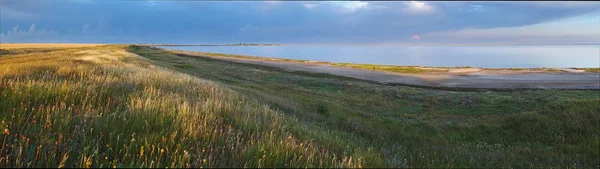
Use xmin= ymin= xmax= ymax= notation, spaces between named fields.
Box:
xmin=0 ymin=45 xmax=598 ymax=168
xmin=172 ymin=51 xmax=448 ymax=74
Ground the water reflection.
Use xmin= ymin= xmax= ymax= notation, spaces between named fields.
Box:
xmin=161 ymin=45 xmax=600 ymax=68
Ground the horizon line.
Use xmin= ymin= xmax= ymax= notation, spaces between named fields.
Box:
xmin=2 ymin=42 xmax=599 ymax=46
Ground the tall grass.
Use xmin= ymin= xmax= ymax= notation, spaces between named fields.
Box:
xmin=1 ymin=45 xmax=598 ymax=168
xmin=132 ymin=45 xmax=600 ymax=168
xmin=0 ymin=45 xmax=371 ymax=168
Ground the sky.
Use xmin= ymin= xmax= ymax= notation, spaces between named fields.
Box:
xmin=1 ymin=1 xmax=599 ymax=44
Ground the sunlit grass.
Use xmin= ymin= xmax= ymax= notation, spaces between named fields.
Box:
xmin=0 ymin=45 xmax=370 ymax=168
xmin=579 ymin=68 xmax=600 ymax=73
xmin=1 ymin=45 xmax=598 ymax=168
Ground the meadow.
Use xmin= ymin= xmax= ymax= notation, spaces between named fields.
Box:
xmin=0 ymin=45 xmax=598 ymax=168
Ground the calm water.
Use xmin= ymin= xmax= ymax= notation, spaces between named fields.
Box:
xmin=161 ymin=45 xmax=600 ymax=68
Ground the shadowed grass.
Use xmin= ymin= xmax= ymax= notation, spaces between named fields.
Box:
xmin=130 ymin=45 xmax=600 ymax=168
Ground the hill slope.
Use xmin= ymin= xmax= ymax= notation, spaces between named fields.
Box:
xmin=0 ymin=45 xmax=371 ymax=168
xmin=0 ymin=45 xmax=598 ymax=168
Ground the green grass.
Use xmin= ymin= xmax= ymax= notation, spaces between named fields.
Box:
xmin=330 ymin=63 xmax=434 ymax=74
xmin=130 ymin=46 xmax=600 ymax=168
xmin=173 ymin=50 xmax=447 ymax=74
xmin=0 ymin=45 xmax=598 ymax=168
xmin=0 ymin=45 xmax=368 ymax=168
xmin=580 ymin=68 xmax=600 ymax=73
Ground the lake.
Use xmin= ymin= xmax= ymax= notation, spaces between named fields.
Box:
xmin=160 ymin=45 xmax=600 ymax=68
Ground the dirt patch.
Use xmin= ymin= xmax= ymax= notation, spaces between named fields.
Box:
xmin=449 ymin=68 xmax=481 ymax=73
xmin=559 ymin=68 xmax=586 ymax=73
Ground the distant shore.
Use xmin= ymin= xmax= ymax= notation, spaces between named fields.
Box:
xmin=163 ymin=48 xmax=600 ymax=72
xmin=147 ymin=43 xmax=600 ymax=47
xmin=156 ymin=47 xmax=600 ymax=90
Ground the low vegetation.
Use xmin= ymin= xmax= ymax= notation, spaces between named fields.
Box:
xmin=133 ymin=46 xmax=599 ymax=168
xmin=171 ymin=50 xmax=600 ymax=74
xmin=173 ymin=51 xmax=447 ymax=74
xmin=0 ymin=46 xmax=368 ymax=168
xmin=330 ymin=63 xmax=432 ymax=74
xmin=0 ymin=45 xmax=598 ymax=168
xmin=579 ymin=68 xmax=600 ymax=73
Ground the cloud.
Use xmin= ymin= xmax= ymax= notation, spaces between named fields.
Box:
xmin=326 ymin=2 xmax=370 ymax=13
xmin=402 ymin=1 xmax=435 ymax=14
xmin=532 ymin=1 xmax=600 ymax=8
xmin=456 ymin=4 xmax=486 ymax=13
xmin=303 ymin=4 xmax=317 ymax=9
xmin=28 ymin=24 xmax=37 ymax=33
xmin=145 ymin=1 xmax=159 ymax=7
xmin=411 ymin=35 xmax=421 ymax=40
xmin=344 ymin=2 xmax=369 ymax=12
xmin=422 ymin=13 xmax=600 ymax=44
xmin=1 ymin=24 xmax=58 ymax=42
xmin=256 ymin=1 xmax=284 ymax=11
xmin=82 ymin=24 xmax=91 ymax=33
xmin=1 ymin=1 xmax=598 ymax=44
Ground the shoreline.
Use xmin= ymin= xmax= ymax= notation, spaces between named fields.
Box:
xmin=163 ymin=48 xmax=600 ymax=73
xmin=147 ymin=43 xmax=600 ymax=47
xmin=155 ymin=47 xmax=600 ymax=90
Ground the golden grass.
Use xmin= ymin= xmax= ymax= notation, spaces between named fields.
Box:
xmin=0 ymin=45 xmax=369 ymax=168
xmin=1 ymin=44 xmax=597 ymax=168
xmin=0 ymin=43 xmax=105 ymax=49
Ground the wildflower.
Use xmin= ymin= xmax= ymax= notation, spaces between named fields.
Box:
xmin=160 ymin=149 xmax=164 ymax=153
xmin=3 ymin=129 xmax=9 ymax=135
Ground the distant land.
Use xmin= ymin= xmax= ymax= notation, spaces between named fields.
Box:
xmin=144 ymin=43 xmax=600 ymax=47
xmin=143 ymin=43 xmax=281 ymax=46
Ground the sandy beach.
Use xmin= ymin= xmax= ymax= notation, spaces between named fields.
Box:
xmin=172 ymin=50 xmax=600 ymax=90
